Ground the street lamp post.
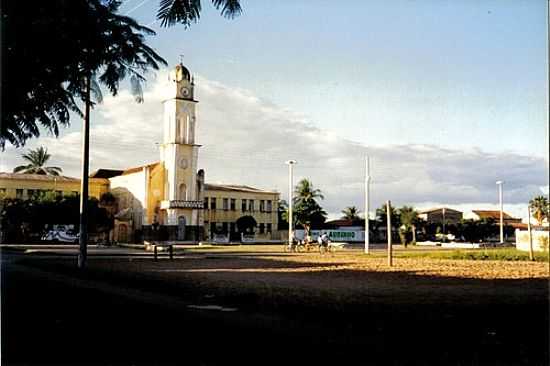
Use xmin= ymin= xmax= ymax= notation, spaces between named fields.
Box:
xmin=364 ymin=155 xmax=371 ymax=254
xmin=496 ymin=180 xmax=504 ymax=244
xmin=286 ymin=160 xmax=296 ymax=249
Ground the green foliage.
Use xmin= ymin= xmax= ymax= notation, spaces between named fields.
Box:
xmin=398 ymin=248 xmax=549 ymax=262
xmin=2 ymin=0 xmax=166 ymax=149
xmin=13 ymin=147 xmax=62 ymax=175
xmin=529 ymin=195 xmax=549 ymax=225
xmin=456 ymin=218 xmax=498 ymax=242
xmin=277 ymin=199 xmax=289 ymax=230
xmin=157 ymin=0 xmax=242 ymax=27
xmin=341 ymin=206 xmax=360 ymax=221
xmin=283 ymin=179 xmax=327 ymax=235
xmin=0 ymin=195 xmax=112 ymax=243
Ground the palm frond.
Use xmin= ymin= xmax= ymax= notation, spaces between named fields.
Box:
xmin=157 ymin=0 xmax=202 ymax=28
xmin=212 ymin=0 xmax=242 ymax=18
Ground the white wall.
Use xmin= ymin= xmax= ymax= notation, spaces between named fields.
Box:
xmin=515 ymin=229 xmax=549 ymax=252
xmin=109 ymin=170 xmax=146 ymax=229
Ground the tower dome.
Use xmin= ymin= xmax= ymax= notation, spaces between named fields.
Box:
xmin=171 ymin=63 xmax=191 ymax=82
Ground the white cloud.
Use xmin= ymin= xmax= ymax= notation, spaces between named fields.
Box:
xmin=2 ymin=71 xmax=548 ymax=221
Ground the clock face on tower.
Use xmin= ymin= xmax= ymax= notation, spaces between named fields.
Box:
xmin=180 ymin=86 xmax=190 ymax=97
xmin=178 ymin=157 xmax=188 ymax=169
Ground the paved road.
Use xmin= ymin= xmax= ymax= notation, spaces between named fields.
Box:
xmin=2 ymin=251 xmax=548 ymax=366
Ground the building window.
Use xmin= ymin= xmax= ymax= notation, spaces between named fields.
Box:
xmin=230 ymin=198 xmax=236 ymax=211
xmin=16 ymin=189 xmax=23 ymax=199
xmin=266 ymin=200 xmax=272 ymax=212
xmin=55 ymin=190 xmax=63 ymax=198
xmin=259 ymin=200 xmax=265 ymax=212
xmin=0 ymin=188 xmax=6 ymax=196
xmin=222 ymin=222 xmax=228 ymax=233
xmin=204 ymin=197 xmax=209 ymax=210
xmin=259 ymin=223 xmax=265 ymax=234
xmin=211 ymin=197 xmax=217 ymax=210
xmin=249 ymin=200 xmax=254 ymax=211
xmin=223 ymin=198 xmax=229 ymax=210
xmin=266 ymin=223 xmax=272 ymax=233
xmin=230 ymin=222 xmax=235 ymax=233
xmin=27 ymin=189 xmax=35 ymax=199
xmin=210 ymin=222 xmax=216 ymax=236
xmin=241 ymin=199 xmax=247 ymax=211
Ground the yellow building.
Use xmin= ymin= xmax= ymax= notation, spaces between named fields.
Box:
xmin=0 ymin=62 xmax=280 ymax=243
xmin=0 ymin=172 xmax=109 ymax=200
xmin=203 ymin=184 xmax=279 ymax=241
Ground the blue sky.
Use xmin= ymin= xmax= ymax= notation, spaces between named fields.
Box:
xmin=121 ymin=0 xmax=548 ymax=157
xmin=3 ymin=0 xmax=548 ymax=219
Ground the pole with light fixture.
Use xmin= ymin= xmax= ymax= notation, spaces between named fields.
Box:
xmin=496 ymin=180 xmax=504 ymax=244
xmin=286 ymin=160 xmax=297 ymax=250
xmin=364 ymin=155 xmax=371 ymax=254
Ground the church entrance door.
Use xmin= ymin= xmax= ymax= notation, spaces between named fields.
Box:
xmin=177 ymin=216 xmax=186 ymax=241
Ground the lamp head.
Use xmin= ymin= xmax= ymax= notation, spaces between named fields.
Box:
xmin=285 ymin=160 xmax=297 ymax=165
xmin=496 ymin=180 xmax=503 ymax=185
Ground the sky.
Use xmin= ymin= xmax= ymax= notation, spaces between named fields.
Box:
xmin=2 ymin=0 xmax=549 ymax=220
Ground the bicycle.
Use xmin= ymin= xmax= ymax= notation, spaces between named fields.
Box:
xmin=319 ymin=241 xmax=336 ymax=254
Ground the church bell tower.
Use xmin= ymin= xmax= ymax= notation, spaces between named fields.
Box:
xmin=159 ymin=62 xmax=203 ymax=241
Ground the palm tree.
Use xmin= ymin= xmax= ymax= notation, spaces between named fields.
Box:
xmin=13 ymin=147 xmax=62 ymax=176
xmin=157 ymin=0 xmax=242 ymax=27
xmin=288 ymin=179 xmax=326 ymax=236
xmin=529 ymin=196 xmax=549 ymax=225
xmin=294 ymin=179 xmax=324 ymax=205
xmin=398 ymin=206 xmax=419 ymax=246
xmin=341 ymin=206 xmax=360 ymax=221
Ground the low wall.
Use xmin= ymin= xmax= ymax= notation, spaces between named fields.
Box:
xmin=515 ymin=229 xmax=549 ymax=252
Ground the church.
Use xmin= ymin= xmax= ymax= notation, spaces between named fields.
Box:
xmin=0 ymin=62 xmax=280 ymax=243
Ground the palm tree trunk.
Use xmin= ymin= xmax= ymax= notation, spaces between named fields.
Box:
xmin=78 ymin=72 xmax=91 ymax=269
xmin=412 ymin=224 xmax=416 ymax=243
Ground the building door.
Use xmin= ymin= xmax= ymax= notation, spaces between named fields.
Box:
xmin=177 ymin=216 xmax=186 ymax=241
xmin=118 ymin=224 xmax=128 ymax=243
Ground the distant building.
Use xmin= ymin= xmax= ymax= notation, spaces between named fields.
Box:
xmin=418 ymin=208 xmax=463 ymax=226
xmin=469 ymin=210 xmax=521 ymax=224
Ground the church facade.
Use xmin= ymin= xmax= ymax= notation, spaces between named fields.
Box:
xmin=1 ymin=63 xmax=280 ymax=243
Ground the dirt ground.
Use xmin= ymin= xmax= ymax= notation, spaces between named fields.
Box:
xmin=31 ymin=245 xmax=548 ymax=309
xmin=3 ymin=246 xmax=550 ymax=365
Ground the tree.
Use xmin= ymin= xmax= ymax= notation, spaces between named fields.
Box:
xmin=294 ymin=179 xmax=324 ymax=205
xmin=277 ymin=199 xmax=289 ymax=230
xmin=157 ymin=0 xmax=242 ymax=27
xmin=529 ymin=196 xmax=549 ymax=225
xmin=13 ymin=147 xmax=62 ymax=176
xmin=294 ymin=200 xmax=327 ymax=237
xmin=341 ymin=206 xmax=360 ymax=221
xmin=289 ymin=179 xmax=327 ymax=236
xmin=2 ymin=0 xmax=241 ymax=149
xmin=398 ymin=206 xmax=418 ymax=247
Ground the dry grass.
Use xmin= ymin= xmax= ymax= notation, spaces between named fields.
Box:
xmin=52 ymin=245 xmax=546 ymax=309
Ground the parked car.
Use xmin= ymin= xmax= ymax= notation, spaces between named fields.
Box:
xmin=41 ymin=229 xmax=79 ymax=243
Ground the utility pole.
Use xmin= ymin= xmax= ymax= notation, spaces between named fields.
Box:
xmin=364 ymin=155 xmax=370 ymax=254
xmin=286 ymin=160 xmax=296 ymax=249
xmin=496 ymin=181 xmax=504 ymax=244
xmin=527 ymin=205 xmax=534 ymax=261
xmin=387 ymin=200 xmax=393 ymax=267
xmin=78 ymin=73 xmax=91 ymax=269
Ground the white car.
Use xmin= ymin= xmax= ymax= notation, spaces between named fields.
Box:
xmin=41 ymin=229 xmax=79 ymax=243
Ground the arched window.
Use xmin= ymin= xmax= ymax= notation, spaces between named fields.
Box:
xmin=179 ymin=183 xmax=187 ymax=200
